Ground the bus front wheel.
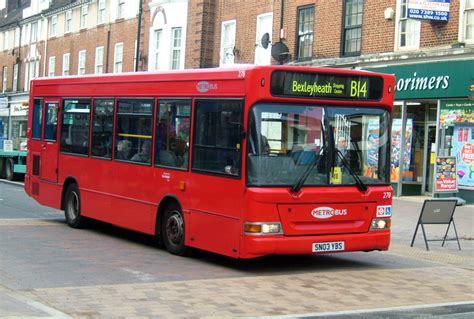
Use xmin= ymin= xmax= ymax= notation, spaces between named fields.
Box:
xmin=64 ymin=184 xmax=86 ymax=228
xmin=162 ymin=203 xmax=187 ymax=256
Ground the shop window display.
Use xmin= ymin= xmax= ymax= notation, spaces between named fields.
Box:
xmin=439 ymin=101 xmax=474 ymax=188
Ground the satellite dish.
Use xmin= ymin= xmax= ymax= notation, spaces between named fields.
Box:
xmin=271 ymin=41 xmax=290 ymax=64
xmin=261 ymin=33 xmax=271 ymax=49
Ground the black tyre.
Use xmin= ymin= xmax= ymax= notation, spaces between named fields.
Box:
xmin=162 ymin=203 xmax=187 ymax=256
xmin=64 ymin=183 xmax=87 ymax=228
xmin=5 ymin=158 xmax=19 ymax=181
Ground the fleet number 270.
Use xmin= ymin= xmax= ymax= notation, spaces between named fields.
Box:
xmin=350 ymin=80 xmax=367 ymax=98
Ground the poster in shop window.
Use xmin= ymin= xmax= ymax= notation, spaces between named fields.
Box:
xmin=435 ymin=156 xmax=457 ymax=192
xmin=453 ymin=126 xmax=474 ymax=187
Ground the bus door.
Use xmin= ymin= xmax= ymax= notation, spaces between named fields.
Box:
xmin=40 ymin=99 xmax=60 ymax=183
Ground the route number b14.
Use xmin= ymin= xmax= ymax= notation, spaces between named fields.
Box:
xmin=350 ymin=80 xmax=367 ymax=98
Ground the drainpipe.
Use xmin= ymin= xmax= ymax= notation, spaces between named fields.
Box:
xmin=135 ymin=0 xmax=143 ymax=72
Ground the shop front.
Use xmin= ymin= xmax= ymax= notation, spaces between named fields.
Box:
xmin=366 ymin=59 xmax=474 ymax=203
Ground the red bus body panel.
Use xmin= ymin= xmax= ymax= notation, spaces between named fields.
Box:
xmin=25 ymin=66 xmax=395 ymax=259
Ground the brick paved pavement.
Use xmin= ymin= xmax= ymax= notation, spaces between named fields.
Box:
xmin=1 ymin=197 xmax=473 ymax=318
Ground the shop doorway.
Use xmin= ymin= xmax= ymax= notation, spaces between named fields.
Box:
xmin=424 ymin=124 xmax=437 ymax=194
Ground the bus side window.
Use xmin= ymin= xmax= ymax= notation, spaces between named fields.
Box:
xmin=192 ymin=99 xmax=243 ymax=176
xmin=60 ymin=99 xmax=91 ymax=156
xmin=115 ymin=98 xmax=154 ymax=164
xmin=91 ymin=99 xmax=114 ymax=159
xmin=155 ymin=99 xmax=191 ymax=169
xmin=32 ymin=98 xmax=43 ymax=140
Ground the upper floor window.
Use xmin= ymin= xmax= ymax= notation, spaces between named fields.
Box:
xmin=463 ymin=0 xmax=474 ymax=42
xmin=50 ymin=15 xmax=57 ymax=37
xmin=2 ymin=66 xmax=7 ymax=93
xmin=171 ymin=27 xmax=182 ymax=70
xmin=342 ymin=0 xmax=363 ymax=56
xmin=31 ymin=22 xmax=38 ymax=43
xmin=220 ymin=20 xmax=236 ymax=66
xmin=152 ymin=29 xmax=162 ymax=70
xmin=114 ymin=43 xmax=123 ymax=73
xmin=12 ymin=64 xmax=18 ymax=92
xmin=48 ymin=56 xmax=56 ymax=77
xmin=2 ymin=31 xmax=8 ymax=50
xmin=98 ymin=0 xmax=106 ymax=24
xmin=398 ymin=0 xmax=420 ymax=49
xmin=95 ymin=47 xmax=104 ymax=74
xmin=78 ymin=50 xmax=87 ymax=75
xmin=118 ymin=0 xmax=126 ymax=19
xmin=296 ymin=5 xmax=314 ymax=61
xmin=80 ymin=5 xmax=88 ymax=29
xmin=65 ymin=10 xmax=72 ymax=33
xmin=63 ymin=53 xmax=70 ymax=76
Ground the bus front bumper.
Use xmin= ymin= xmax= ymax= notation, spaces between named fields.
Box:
xmin=239 ymin=231 xmax=390 ymax=259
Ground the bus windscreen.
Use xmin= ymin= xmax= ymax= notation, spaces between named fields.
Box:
xmin=270 ymin=70 xmax=384 ymax=101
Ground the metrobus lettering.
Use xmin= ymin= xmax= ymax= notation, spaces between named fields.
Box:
xmin=311 ymin=207 xmax=348 ymax=219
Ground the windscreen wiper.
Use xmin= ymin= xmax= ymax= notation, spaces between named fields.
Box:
xmin=335 ymin=149 xmax=368 ymax=193
xmin=291 ymin=146 xmax=326 ymax=193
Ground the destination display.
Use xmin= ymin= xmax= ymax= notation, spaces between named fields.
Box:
xmin=270 ymin=71 xmax=383 ymax=101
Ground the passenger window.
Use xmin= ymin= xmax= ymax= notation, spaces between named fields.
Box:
xmin=115 ymin=99 xmax=154 ymax=164
xmin=91 ymin=99 xmax=114 ymax=159
xmin=192 ymin=100 xmax=243 ymax=176
xmin=60 ymin=99 xmax=91 ymax=155
xmin=44 ymin=103 xmax=58 ymax=141
xmin=32 ymin=99 xmax=43 ymax=140
xmin=155 ymin=99 xmax=191 ymax=169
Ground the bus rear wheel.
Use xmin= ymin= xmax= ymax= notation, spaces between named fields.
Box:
xmin=162 ymin=203 xmax=187 ymax=256
xmin=64 ymin=184 xmax=86 ymax=228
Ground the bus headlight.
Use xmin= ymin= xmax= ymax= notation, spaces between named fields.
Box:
xmin=244 ymin=222 xmax=282 ymax=235
xmin=370 ymin=218 xmax=391 ymax=230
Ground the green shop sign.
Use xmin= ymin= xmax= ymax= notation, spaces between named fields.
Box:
xmin=366 ymin=60 xmax=474 ymax=100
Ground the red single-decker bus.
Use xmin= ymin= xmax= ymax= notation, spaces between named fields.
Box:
xmin=25 ymin=65 xmax=395 ymax=258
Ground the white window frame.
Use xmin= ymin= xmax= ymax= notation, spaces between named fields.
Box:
xmin=12 ymin=64 xmax=18 ymax=92
xmin=78 ymin=50 xmax=86 ymax=75
xmin=80 ymin=5 xmax=88 ymax=30
xmin=95 ymin=46 xmax=104 ymax=74
xmin=31 ymin=22 xmax=38 ymax=43
xmin=48 ymin=56 xmax=56 ymax=77
xmin=2 ymin=66 xmax=7 ymax=93
xmin=152 ymin=29 xmax=162 ymax=71
xmin=65 ymin=10 xmax=72 ymax=33
xmin=395 ymin=0 xmax=421 ymax=51
xmin=3 ymin=31 xmax=9 ymax=50
xmin=459 ymin=0 xmax=474 ymax=43
xmin=114 ymin=43 xmax=123 ymax=73
xmin=25 ymin=60 xmax=39 ymax=91
xmin=118 ymin=0 xmax=126 ymax=19
xmin=98 ymin=0 xmax=106 ymax=25
xmin=220 ymin=20 xmax=236 ymax=66
xmin=50 ymin=15 xmax=57 ymax=37
xmin=170 ymin=27 xmax=182 ymax=70
xmin=62 ymin=53 xmax=70 ymax=76
xmin=254 ymin=12 xmax=273 ymax=65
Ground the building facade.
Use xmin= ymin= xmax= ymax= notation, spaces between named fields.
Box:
xmin=1 ymin=0 xmax=473 ymax=201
